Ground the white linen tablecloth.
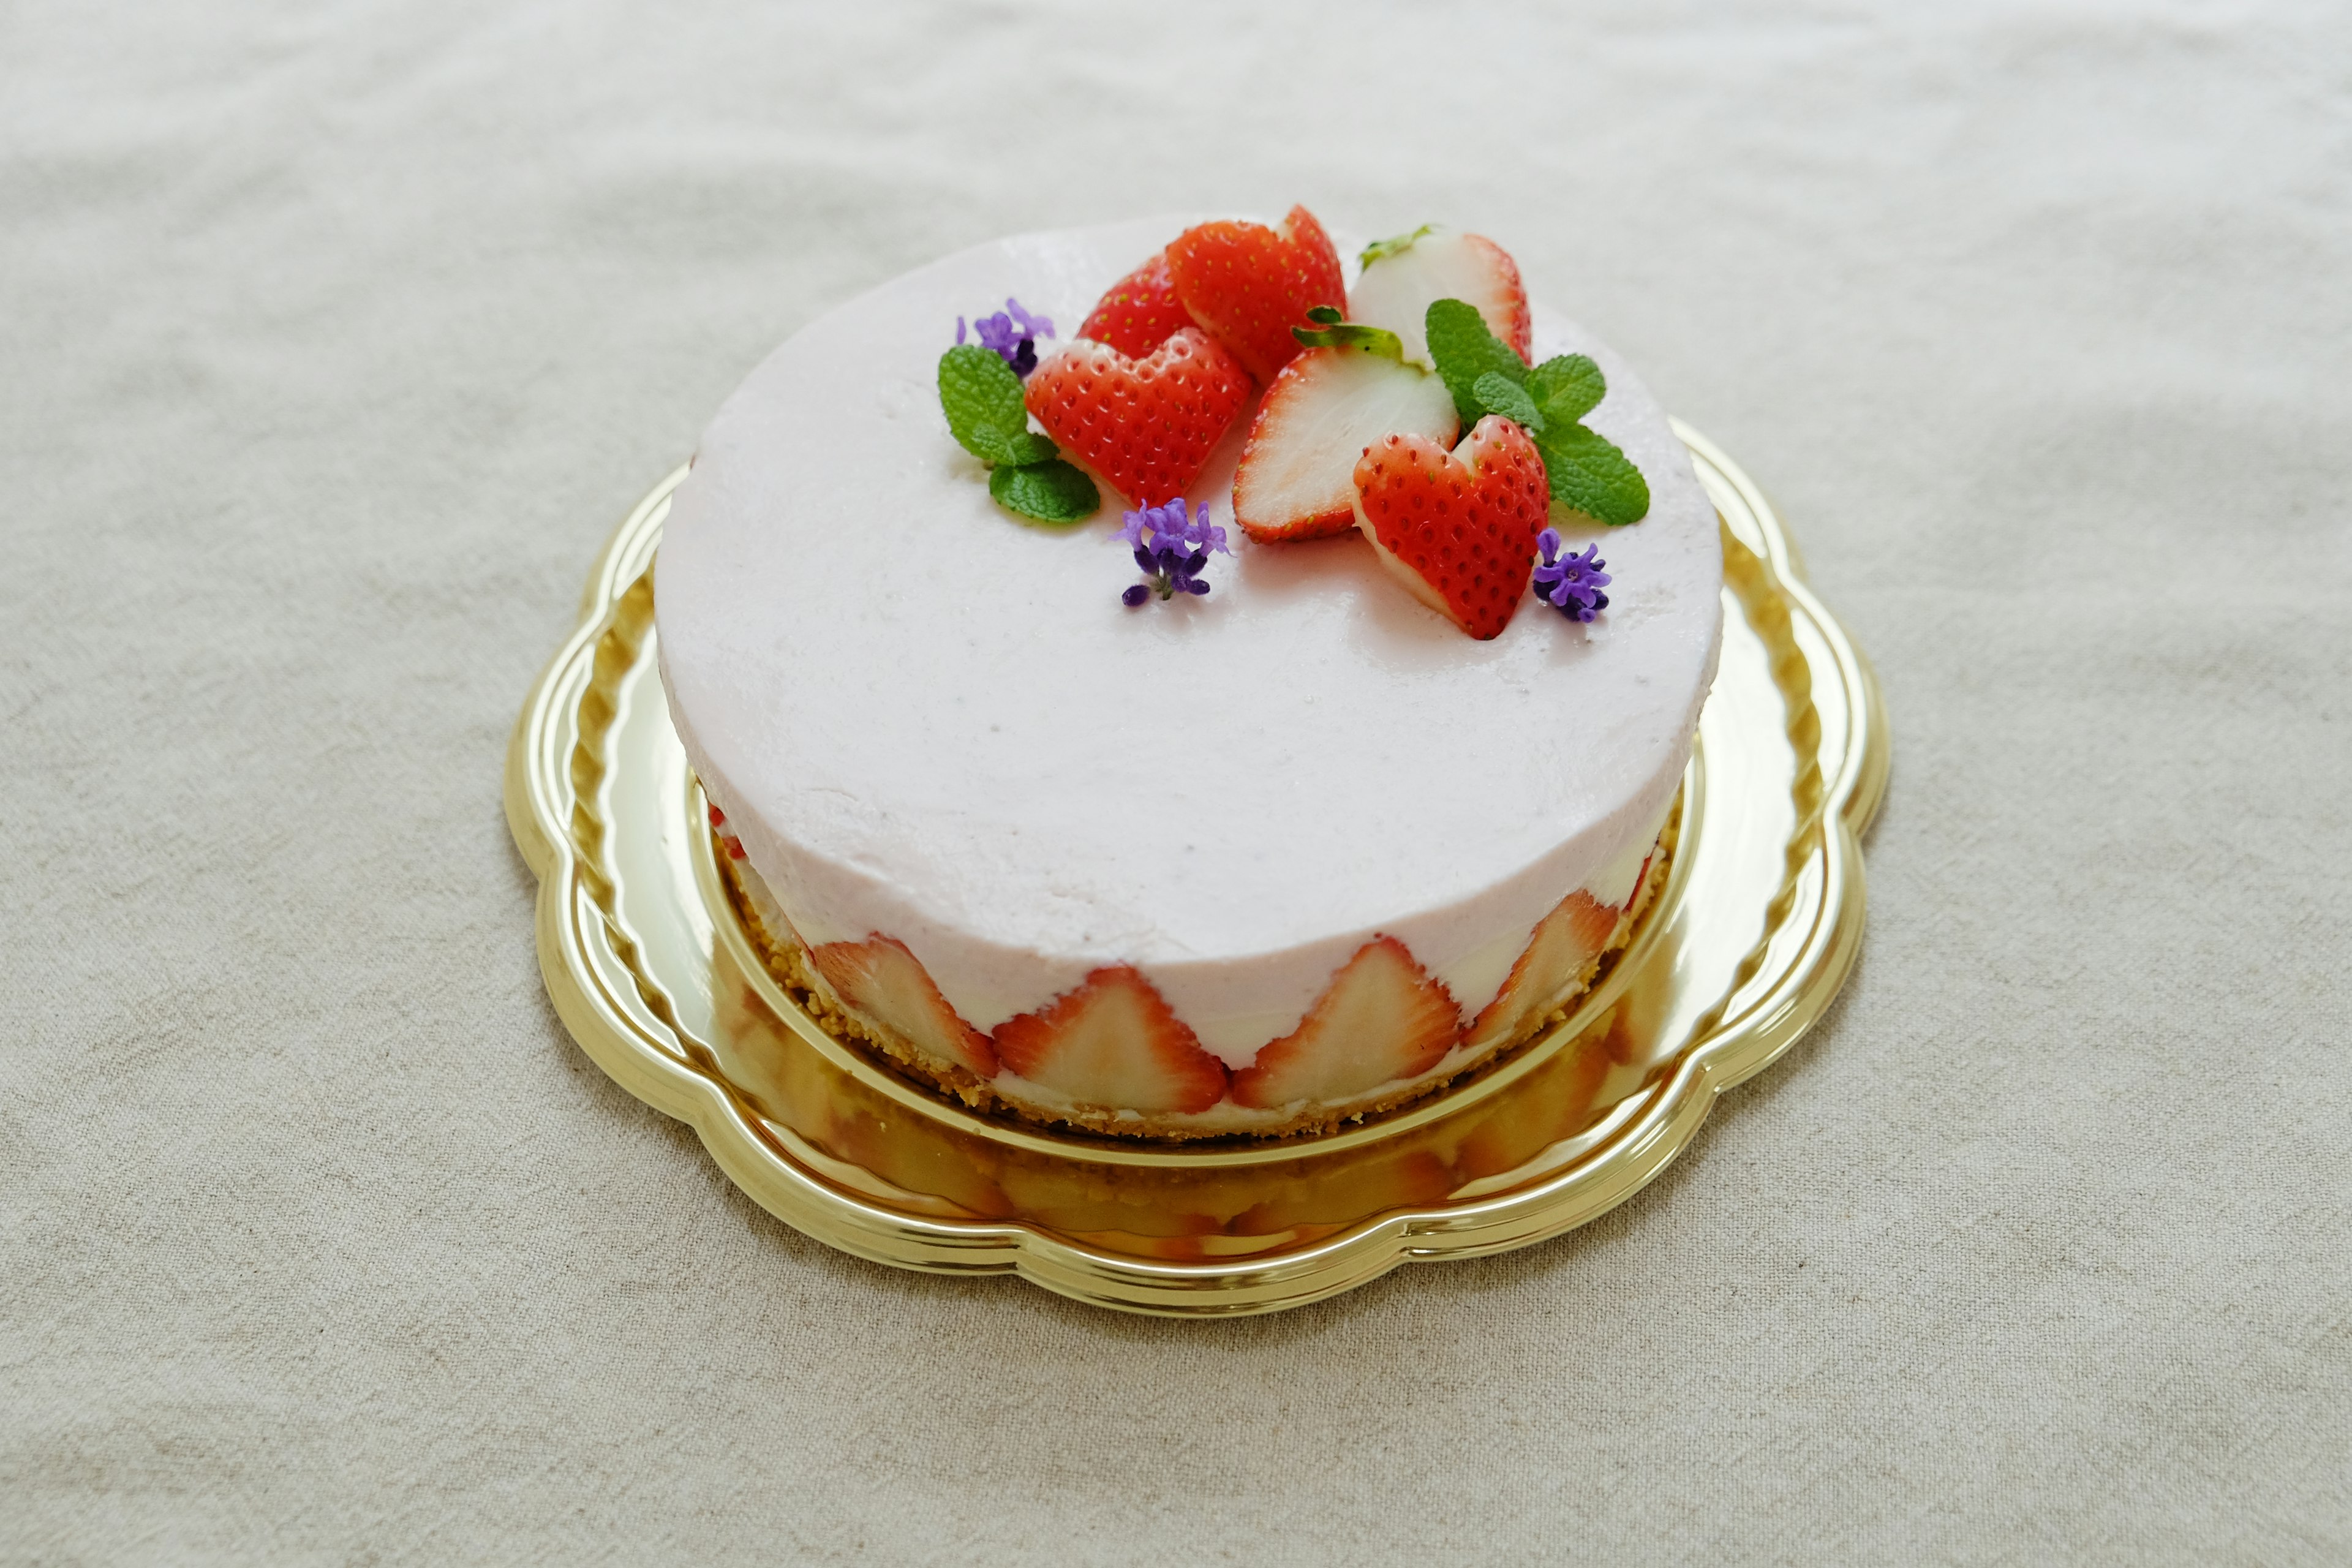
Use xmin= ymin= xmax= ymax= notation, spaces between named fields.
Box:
xmin=5 ymin=2 xmax=2346 ymax=1561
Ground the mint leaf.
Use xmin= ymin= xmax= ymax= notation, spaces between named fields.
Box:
xmin=999 ymin=431 xmax=1060 ymax=466
xmin=989 ymin=459 xmax=1099 ymax=524
xmin=1536 ymin=423 xmax=1651 ymax=526
xmin=1359 ymin=224 xmax=1436 ymax=269
xmin=1526 ymin=354 xmax=1606 ymax=424
xmin=939 ymin=344 xmax=1055 ymax=467
xmin=1472 ymin=372 xmax=1545 ymax=434
xmin=1424 ymin=298 xmax=1528 ymax=427
xmin=968 ymin=428 xmax=1055 ymax=467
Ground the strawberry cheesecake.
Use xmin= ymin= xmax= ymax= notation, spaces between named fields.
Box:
xmin=656 ymin=210 xmax=1723 ymax=1139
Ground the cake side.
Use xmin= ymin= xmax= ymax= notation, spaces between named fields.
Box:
xmin=714 ymin=807 xmax=1676 ymax=1142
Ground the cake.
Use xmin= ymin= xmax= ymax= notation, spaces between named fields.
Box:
xmin=655 ymin=210 xmax=1723 ymax=1139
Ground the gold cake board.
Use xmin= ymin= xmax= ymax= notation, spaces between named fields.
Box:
xmin=504 ymin=424 xmax=1888 ymax=1317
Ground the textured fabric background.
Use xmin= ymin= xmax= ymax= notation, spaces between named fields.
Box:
xmin=4 ymin=2 xmax=2348 ymax=1562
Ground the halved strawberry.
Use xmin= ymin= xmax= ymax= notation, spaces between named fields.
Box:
xmin=1164 ymin=205 xmax=1346 ymax=383
xmin=1348 ymin=227 xmax=1530 ymax=367
xmin=810 ymin=933 xmax=999 ymax=1079
xmin=1077 ymin=249 xmax=1194 ymax=359
xmin=1232 ymin=347 xmax=1460 ymax=543
xmin=1352 ymin=415 xmax=1550 ymax=639
xmin=992 ymin=967 xmax=1229 ymax=1114
xmin=1462 ymin=890 xmax=1620 ymax=1056
xmin=1023 ymin=328 xmax=1253 ymax=507
xmin=1230 ymin=937 xmax=1461 ymax=1109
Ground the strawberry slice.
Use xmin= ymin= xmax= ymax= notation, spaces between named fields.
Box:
xmin=992 ymin=967 xmax=1229 ymax=1114
xmin=1024 ymin=327 xmax=1253 ymax=507
xmin=1164 ymin=205 xmax=1346 ymax=383
xmin=1077 ymin=249 xmax=1194 ymax=359
xmin=1348 ymin=227 xmax=1531 ymax=367
xmin=810 ymin=933 xmax=998 ymax=1079
xmin=707 ymin=802 xmax=748 ymax=860
xmin=1462 ymin=890 xmax=1620 ymax=1056
xmin=1230 ymin=937 xmax=1461 ymax=1109
xmin=1351 ymin=415 xmax=1550 ymax=639
xmin=1232 ymin=346 xmax=1460 ymax=543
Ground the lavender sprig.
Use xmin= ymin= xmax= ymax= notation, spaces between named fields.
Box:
xmin=1117 ymin=499 xmax=1231 ymax=607
xmin=956 ymin=297 xmax=1056 ymax=379
xmin=1532 ymin=527 xmax=1611 ymax=622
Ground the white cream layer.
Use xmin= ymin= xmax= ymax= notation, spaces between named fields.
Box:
xmin=656 ymin=217 xmax=1723 ymax=1068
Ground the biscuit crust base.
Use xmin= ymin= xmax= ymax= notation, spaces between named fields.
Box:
xmin=718 ymin=820 xmax=1673 ymax=1145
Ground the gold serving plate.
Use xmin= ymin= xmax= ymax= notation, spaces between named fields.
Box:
xmin=504 ymin=424 xmax=1887 ymax=1316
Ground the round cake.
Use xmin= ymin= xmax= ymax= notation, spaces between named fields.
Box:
xmin=656 ymin=211 xmax=1723 ymax=1138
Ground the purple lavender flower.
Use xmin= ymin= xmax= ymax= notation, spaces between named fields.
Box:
xmin=1117 ymin=497 xmax=1229 ymax=559
xmin=1532 ymin=527 xmax=1611 ymax=622
xmin=1117 ymin=498 xmax=1231 ymax=606
xmin=956 ymin=296 xmax=1057 ymax=379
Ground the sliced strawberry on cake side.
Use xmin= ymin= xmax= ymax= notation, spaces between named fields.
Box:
xmin=708 ymin=802 xmax=748 ymax=861
xmin=1348 ymin=226 xmax=1531 ymax=368
xmin=1164 ymin=205 xmax=1346 ymax=383
xmin=992 ymin=966 xmax=1230 ymax=1115
xmin=1229 ymin=937 xmax=1461 ymax=1110
xmin=809 ymin=934 xmax=1000 ymax=1080
xmin=1232 ymin=336 xmax=1460 ymax=544
xmin=1077 ymin=249 xmax=1196 ymax=358
xmin=1461 ymin=890 xmax=1621 ymax=1057
xmin=1024 ymin=327 xmax=1253 ymax=507
xmin=1351 ymin=415 xmax=1551 ymax=639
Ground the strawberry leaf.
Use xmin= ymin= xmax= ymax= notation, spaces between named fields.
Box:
xmin=989 ymin=459 xmax=1100 ymax=524
xmin=1535 ymin=423 xmax=1651 ymax=526
xmin=1526 ymin=354 xmax=1606 ymax=424
xmin=939 ymin=344 xmax=1056 ymax=467
xmin=1472 ymin=372 xmax=1545 ymax=434
xmin=1358 ymin=224 xmax=1435 ymax=268
xmin=1293 ymin=307 xmax=1407 ymax=360
xmin=1424 ymin=298 xmax=1528 ymax=427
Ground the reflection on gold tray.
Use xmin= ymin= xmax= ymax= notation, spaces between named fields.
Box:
xmin=503 ymin=423 xmax=1887 ymax=1317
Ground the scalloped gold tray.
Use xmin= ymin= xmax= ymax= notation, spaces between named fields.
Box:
xmin=503 ymin=423 xmax=1886 ymax=1316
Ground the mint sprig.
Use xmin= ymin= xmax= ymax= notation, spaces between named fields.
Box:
xmin=1422 ymin=299 xmax=1650 ymax=527
xmin=937 ymin=342 xmax=1099 ymax=524
xmin=1291 ymin=305 xmax=1406 ymax=360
